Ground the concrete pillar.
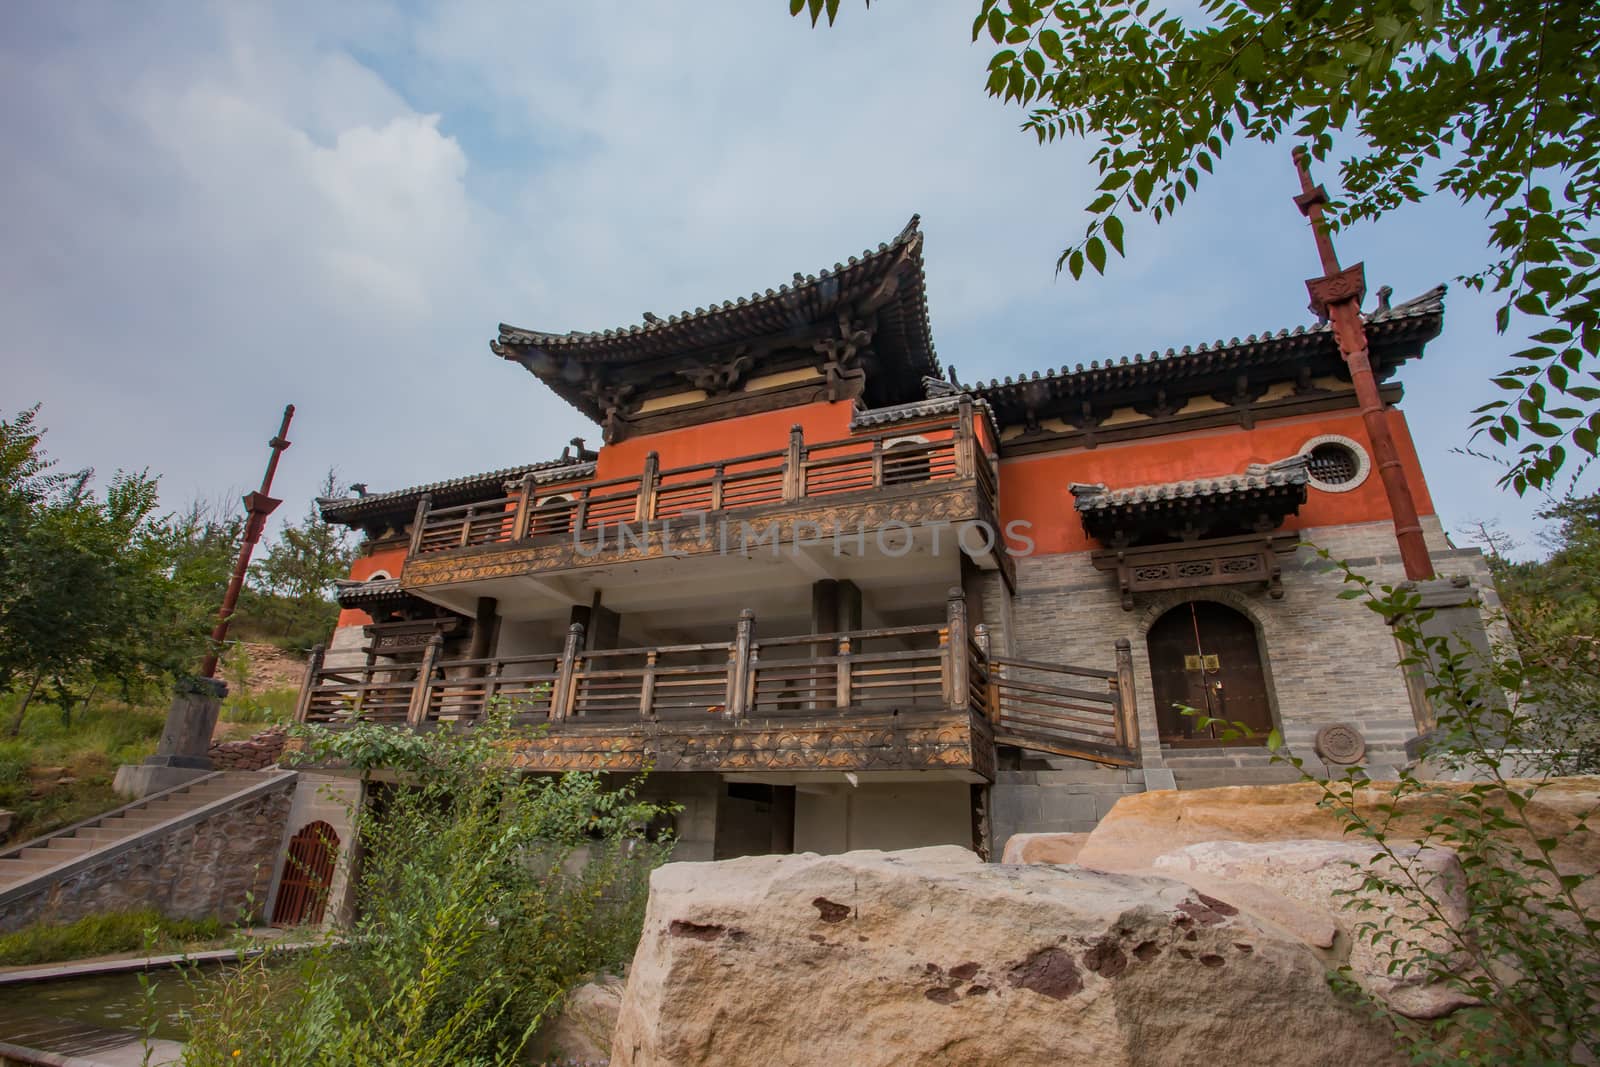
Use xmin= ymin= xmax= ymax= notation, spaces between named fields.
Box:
xmin=811 ymin=579 xmax=861 ymax=633
xmin=114 ymin=677 xmax=227 ymax=798
xmin=469 ymin=597 xmax=499 ymax=660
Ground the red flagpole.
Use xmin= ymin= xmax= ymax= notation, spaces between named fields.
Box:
xmin=199 ymin=405 xmax=295 ymax=678
xmin=1292 ymin=150 xmax=1434 ymax=581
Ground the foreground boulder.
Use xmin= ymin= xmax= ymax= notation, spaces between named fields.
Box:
xmin=611 ymin=846 xmax=1403 ymax=1067
xmin=530 ymin=973 xmax=626 ymax=1063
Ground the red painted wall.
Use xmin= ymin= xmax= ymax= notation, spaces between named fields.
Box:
xmin=998 ymin=409 xmax=1435 ymax=555
xmin=595 ymin=400 xmax=857 ymax=480
xmin=337 ymin=546 xmax=409 ymax=628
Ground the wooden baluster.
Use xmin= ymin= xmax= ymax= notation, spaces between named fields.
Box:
xmin=573 ymin=491 xmax=590 ymax=538
xmin=408 ymin=493 xmax=432 ymax=557
xmin=294 ymin=643 xmax=325 ymax=723
xmin=784 ymin=424 xmax=804 ymax=501
xmin=458 ymin=505 xmax=473 ymax=548
xmin=745 ymin=645 xmax=760 ymax=715
xmin=639 ymin=650 xmax=658 ymax=721
xmin=871 ymin=438 xmax=885 ymax=489
xmin=972 ymin=623 xmax=996 ymax=724
xmin=554 ymin=622 xmax=585 ymax=721
xmin=637 ymin=451 xmax=660 ymax=521
xmin=1114 ymin=637 xmax=1139 ymax=754
xmin=728 ymin=609 xmax=755 ymax=720
xmin=946 ymin=587 xmax=969 ymax=711
xmin=511 ymin=474 xmax=536 ymax=541
xmin=407 ymin=634 xmax=443 ymax=728
xmin=835 ymin=636 xmax=852 ymax=710
xmin=956 ymin=396 xmax=977 ymax=480
xmin=710 ymin=462 xmax=725 ymax=512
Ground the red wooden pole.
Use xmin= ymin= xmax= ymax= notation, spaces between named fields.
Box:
xmin=1292 ymin=150 xmax=1434 ymax=581
xmin=199 ymin=405 xmax=295 ymax=678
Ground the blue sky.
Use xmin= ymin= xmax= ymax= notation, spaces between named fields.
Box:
xmin=1 ymin=2 xmax=1577 ymax=557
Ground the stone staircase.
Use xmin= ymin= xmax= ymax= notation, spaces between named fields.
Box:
xmin=1162 ymin=748 xmax=1304 ymax=791
xmin=0 ymin=771 xmax=279 ymax=891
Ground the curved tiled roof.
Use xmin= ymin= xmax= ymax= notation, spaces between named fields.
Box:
xmin=1071 ymin=457 xmax=1310 ymax=513
xmin=1071 ymin=457 xmax=1310 ymax=542
xmin=319 ymin=458 xmax=596 ymax=527
xmin=492 ymin=216 xmax=939 ymax=419
xmin=974 ymin=285 xmax=1445 ymax=412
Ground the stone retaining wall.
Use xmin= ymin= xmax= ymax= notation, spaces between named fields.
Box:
xmin=208 ymin=728 xmax=287 ymax=771
xmin=0 ymin=780 xmax=295 ymax=934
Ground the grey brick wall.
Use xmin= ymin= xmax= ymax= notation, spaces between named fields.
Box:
xmin=992 ymin=516 xmax=1495 ymax=773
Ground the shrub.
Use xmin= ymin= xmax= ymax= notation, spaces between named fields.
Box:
xmin=0 ymin=909 xmax=225 ymax=966
xmin=1188 ymin=555 xmax=1599 ymax=1065
xmin=180 ymin=708 xmax=674 ymax=1065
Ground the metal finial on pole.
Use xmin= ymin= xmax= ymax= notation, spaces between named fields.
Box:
xmin=1291 ymin=151 xmax=1434 ymax=582
xmin=199 ymin=404 xmax=296 ymax=678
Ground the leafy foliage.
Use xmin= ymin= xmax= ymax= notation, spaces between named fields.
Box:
xmin=1187 ymin=555 xmax=1599 ymax=1064
xmin=795 ymin=0 xmax=1600 ymax=495
xmin=182 ymin=710 xmax=674 ymax=1065
xmin=0 ymin=909 xmax=225 ymax=967
xmin=248 ymin=469 xmax=355 ymax=651
xmin=0 ymin=407 xmax=219 ymax=729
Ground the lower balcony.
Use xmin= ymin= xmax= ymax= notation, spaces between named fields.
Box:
xmin=293 ymin=594 xmax=1141 ymax=776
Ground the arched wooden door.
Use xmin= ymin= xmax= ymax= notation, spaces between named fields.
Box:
xmin=1147 ymin=602 xmax=1273 ymax=745
xmin=271 ymin=821 xmax=340 ymax=927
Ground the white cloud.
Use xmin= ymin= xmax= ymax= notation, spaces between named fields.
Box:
xmin=0 ymin=0 xmax=1567 ymax=553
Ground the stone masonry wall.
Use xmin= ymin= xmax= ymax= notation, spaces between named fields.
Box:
xmin=997 ymin=517 xmax=1495 ymax=773
xmin=208 ymin=728 xmax=287 ymax=771
xmin=0 ymin=782 xmax=294 ymax=934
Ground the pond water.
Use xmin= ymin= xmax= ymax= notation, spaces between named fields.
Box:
xmin=0 ymin=965 xmax=210 ymax=1046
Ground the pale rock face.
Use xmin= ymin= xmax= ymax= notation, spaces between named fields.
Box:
xmin=1150 ymin=839 xmax=1475 ymax=1018
xmin=530 ymin=973 xmax=627 ymax=1063
xmin=1000 ymin=831 xmax=1088 ymax=865
xmin=610 ymin=845 xmax=1404 ymax=1067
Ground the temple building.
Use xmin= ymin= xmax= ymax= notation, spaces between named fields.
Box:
xmin=285 ymin=214 xmax=1495 ymax=889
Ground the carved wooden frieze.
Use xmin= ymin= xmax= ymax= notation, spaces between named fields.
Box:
xmin=1091 ymin=533 xmax=1300 ymax=610
xmin=402 ymin=481 xmax=990 ymax=589
xmin=496 ymin=708 xmax=987 ymax=777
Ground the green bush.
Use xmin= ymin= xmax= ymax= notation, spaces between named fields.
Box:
xmin=1187 ymin=553 xmax=1599 ymax=1065
xmin=181 ymin=709 xmax=674 ymax=1065
xmin=0 ymin=909 xmax=225 ymax=966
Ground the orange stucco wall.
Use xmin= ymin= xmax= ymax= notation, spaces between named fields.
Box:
xmin=337 ymin=546 xmax=409 ymax=628
xmin=998 ymin=408 xmax=1435 ymax=555
xmin=594 ymin=400 xmax=857 ymax=480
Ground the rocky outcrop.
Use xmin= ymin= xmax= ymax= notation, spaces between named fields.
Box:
xmin=610 ymin=846 xmax=1404 ymax=1067
xmin=1009 ymin=778 xmax=1600 ymax=1020
xmin=530 ymin=974 xmax=626 ymax=1063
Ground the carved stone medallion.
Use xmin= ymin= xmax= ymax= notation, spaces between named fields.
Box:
xmin=1314 ymin=723 xmax=1366 ymax=765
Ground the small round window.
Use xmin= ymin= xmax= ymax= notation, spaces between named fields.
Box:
xmin=1300 ymin=435 xmax=1370 ymax=493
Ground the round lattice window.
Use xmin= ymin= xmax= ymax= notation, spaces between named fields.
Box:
xmin=1300 ymin=435 xmax=1370 ymax=493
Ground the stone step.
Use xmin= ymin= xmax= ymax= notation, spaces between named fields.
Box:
xmin=44 ymin=835 xmax=98 ymax=852
xmin=1170 ymin=767 xmax=1304 ymax=790
xmin=998 ymin=769 xmax=1140 ymax=786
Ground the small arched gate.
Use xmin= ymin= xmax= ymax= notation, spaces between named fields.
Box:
xmin=271 ymin=820 xmax=340 ymax=927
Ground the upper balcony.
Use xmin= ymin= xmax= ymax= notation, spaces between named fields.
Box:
xmin=398 ymin=403 xmax=1005 ymax=609
xmin=292 ymin=591 xmax=1141 ymax=777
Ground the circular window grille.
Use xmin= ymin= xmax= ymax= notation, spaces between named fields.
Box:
xmin=1299 ymin=434 xmax=1371 ymax=493
xmin=1308 ymin=443 xmax=1359 ymax=485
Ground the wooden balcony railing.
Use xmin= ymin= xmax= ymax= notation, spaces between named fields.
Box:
xmin=293 ymin=590 xmax=1142 ymax=766
xmin=406 ymin=404 xmax=989 ymax=559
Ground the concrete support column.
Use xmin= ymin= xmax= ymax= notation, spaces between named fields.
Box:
xmin=469 ymin=596 xmax=499 ymax=660
xmin=114 ymin=677 xmax=227 ymax=798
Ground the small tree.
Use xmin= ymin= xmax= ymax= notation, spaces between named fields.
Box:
xmin=249 ymin=468 xmax=354 ymax=649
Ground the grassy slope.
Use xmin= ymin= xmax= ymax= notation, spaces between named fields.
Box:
xmin=0 ymin=908 xmax=227 ymax=967
xmin=0 ymin=698 xmax=166 ymax=845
